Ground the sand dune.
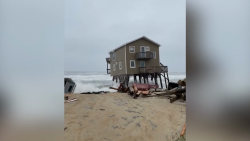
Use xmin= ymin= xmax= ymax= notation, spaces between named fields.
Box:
xmin=64 ymin=92 xmax=186 ymax=141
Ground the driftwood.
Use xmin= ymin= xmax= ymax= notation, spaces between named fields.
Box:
xmin=170 ymin=95 xmax=181 ymax=103
xmin=109 ymin=87 xmax=118 ymax=90
xmin=81 ymin=91 xmax=110 ymax=94
xmin=178 ymin=78 xmax=186 ymax=86
xmin=180 ymin=123 xmax=186 ymax=136
xmin=65 ymin=97 xmax=77 ymax=103
xmin=130 ymin=83 xmax=154 ymax=99
xmin=166 ymin=87 xmax=186 ymax=95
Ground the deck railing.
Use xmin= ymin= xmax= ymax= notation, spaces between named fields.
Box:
xmin=107 ymin=69 xmax=111 ymax=74
xmin=135 ymin=52 xmax=153 ymax=59
xmin=139 ymin=66 xmax=168 ymax=73
xmin=106 ymin=57 xmax=110 ymax=63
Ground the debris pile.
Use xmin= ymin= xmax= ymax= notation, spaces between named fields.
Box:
xmin=108 ymin=78 xmax=186 ymax=103
xmin=128 ymin=83 xmax=159 ymax=99
xmin=166 ymin=78 xmax=186 ymax=103
xmin=109 ymin=82 xmax=159 ymax=99
xmin=64 ymin=95 xmax=77 ymax=103
xmin=109 ymin=82 xmax=128 ymax=92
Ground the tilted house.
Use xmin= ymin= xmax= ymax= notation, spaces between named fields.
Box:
xmin=105 ymin=36 xmax=169 ymax=88
xmin=64 ymin=78 xmax=76 ymax=94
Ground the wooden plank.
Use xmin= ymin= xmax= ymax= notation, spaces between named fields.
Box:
xmin=180 ymin=123 xmax=186 ymax=136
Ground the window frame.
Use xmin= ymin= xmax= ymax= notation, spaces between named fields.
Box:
xmin=153 ymin=52 xmax=156 ymax=58
xmin=112 ymin=52 xmax=116 ymax=61
xmin=130 ymin=60 xmax=136 ymax=68
xmin=113 ymin=64 xmax=116 ymax=71
xmin=139 ymin=61 xmax=145 ymax=67
xmin=129 ymin=46 xmax=135 ymax=53
xmin=119 ymin=62 xmax=122 ymax=70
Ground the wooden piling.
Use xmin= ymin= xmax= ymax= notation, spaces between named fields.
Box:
xmin=134 ymin=75 xmax=137 ymax=83
xmin=159 ymin=73 xmax=163 ymax=89
xmin=164 ymin=73 xmax=167 ymax=89
xmin=154 ymin=73 xmax=157 ymax=91
xmin=143 ymin=75 xmax=146 ymax=84
xmin=166 ymin=72 xmax=170 ymax=85
xmin=139 ymin=75 xmax=142 ymax=83
xmin=151 ymin=74 xmax=154 ymax=81
xmin=126 ymin=75 xmax=130 ymax=87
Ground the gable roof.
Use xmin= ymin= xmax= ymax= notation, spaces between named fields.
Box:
xmin=109 ymin=36 xmax=161 ymax=54
xmin=64 ymin=78 xmax=75 ymax=84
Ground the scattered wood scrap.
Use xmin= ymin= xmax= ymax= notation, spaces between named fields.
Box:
xmin=180 ymin=123 xmax=186 ymax=136
xmin=178 ymin=78 xmax=186 ymax=86
xmin=168 ymin=78 xmax=186 ymax=103
xmin=80 ymin=91 xmax=109 ymax=94
xmin=65 ymin=97 xmax=77 ymax=103
xmin=109 ymin=82 xmax=128 ymax=93
xmin=108 ymin=77 xmax=186 ymax=103
xmin=129 ymin=83 xmax=156 ymax=99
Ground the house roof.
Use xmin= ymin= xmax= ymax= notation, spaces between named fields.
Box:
xmin=109 ymin=36 xmax=161 ymax=54
xmin=64 ymin=78 xmax=75 ymax=84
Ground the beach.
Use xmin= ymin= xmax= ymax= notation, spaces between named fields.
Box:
xmin=64 ymin=92 xmax=186 ymax=141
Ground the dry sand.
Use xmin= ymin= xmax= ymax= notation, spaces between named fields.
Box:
xmin=65 ymin=92 xmax=186 ymax=141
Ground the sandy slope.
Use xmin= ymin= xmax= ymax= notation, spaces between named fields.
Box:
xmin=64 ymin=92 xmax=186 ymax=141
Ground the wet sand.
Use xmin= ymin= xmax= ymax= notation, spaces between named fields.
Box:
xmin=64 ymin=92 xmax=186 ymax=141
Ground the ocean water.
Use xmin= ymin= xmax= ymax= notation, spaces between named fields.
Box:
xmin=64 ymin=71 xmax=186 ymax=93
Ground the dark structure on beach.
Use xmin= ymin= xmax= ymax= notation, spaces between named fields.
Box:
xmin=105 ymin=36 xmax=169 ymax=89
xmin=64 ymin=78 xmax=76 ymax=93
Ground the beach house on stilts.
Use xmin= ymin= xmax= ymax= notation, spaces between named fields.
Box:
xmin=105 ymin=36 xmax=169 ymax=89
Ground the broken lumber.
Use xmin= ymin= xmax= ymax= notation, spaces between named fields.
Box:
xmin=109 ymin=87 xmax=118 ymax=90
xmin=166 ymin=87 xmax=186 ymax=95
xmin=178 ymin=78 xmax=186 ymax=86
xmin=180 ymin=123 xmax=186 ymax=136
xmin=141 ymin=90 xmax=150 ymax=95
xmin=170 ymin=94 xmax=181 ymax=103
xmin=65 ymin=98 xmax=77 ymax=103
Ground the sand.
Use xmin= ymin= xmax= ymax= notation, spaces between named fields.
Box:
xmin=64 ymin=92 xmax=186 ymax=141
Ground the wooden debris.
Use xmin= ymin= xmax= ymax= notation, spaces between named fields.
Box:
xmin=141 ymin=90 xmax=150 ymax=95
xmin=109 ymin=87 xmax=118 ymax=90
xmin=65 ymin=97 xmax=77 ymax=103
xmin=166 ymin=87 xmax=186 ymax=95
xmin=107 ymin=77 xmax=187 ymax=102
xmin=180 ymin=123 xmax=186 ymax=136
xmin=81 ymin=91 xmax=109 ymax=94
xmin=170 ymin=95 xmax=181 ymax=103
xmin=178 ymin=78 xmax=186 ymax=86
xmin=109 ymin=83 xmax=129 ymax=93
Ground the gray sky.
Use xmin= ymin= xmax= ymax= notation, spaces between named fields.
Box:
xmin=65 ymin=0 xmax=186 ymax=72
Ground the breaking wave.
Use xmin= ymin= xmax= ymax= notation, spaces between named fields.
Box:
xmin=65 ymin=71 xmax=186 ymax=93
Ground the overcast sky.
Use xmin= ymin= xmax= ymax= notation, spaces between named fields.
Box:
xmin=65 ymin=0 xmax=186 ymax=72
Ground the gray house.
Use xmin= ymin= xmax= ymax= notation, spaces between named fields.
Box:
xmin=105 ymin=36 xmax=169 ymax=88
xmin=64 ymin=78 xmax=76 ymax=94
